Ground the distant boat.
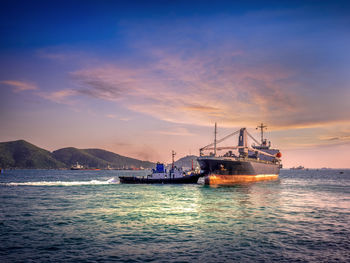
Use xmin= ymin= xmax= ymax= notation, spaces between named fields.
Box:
xmin=119 ymin=151 xmax=202 ymax=184
xmin=290 ymin=166 xmax=305 ymax=170
xmin=70 ymin=162 xmax=100 ymax=171
xmin=71 ymin=162 xmax=84 ymax=170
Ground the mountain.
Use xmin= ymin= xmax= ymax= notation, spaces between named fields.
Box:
xmin=0 ymin=140 xmax=155 ymax=169
xmin=0 ymin=140 xmax=65 ymax=169
xmin=53 ymin=148 xmax=154 ymax=169
xmin=84 ymin=149 xmax=154 ymax=168
xmin=52 ymin=147 xmax=108 ymax=168
xmin=174 ymin=155 xmax=199 ymax=169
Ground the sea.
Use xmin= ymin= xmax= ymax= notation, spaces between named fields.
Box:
xmin=0 ymin=169 xmax=349 ymax=262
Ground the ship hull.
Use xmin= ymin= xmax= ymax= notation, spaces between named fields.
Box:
xmin=119 ymin=174 xmax=201 ymax=184
xmin=197 ymin=157 xmax=279 ymax=185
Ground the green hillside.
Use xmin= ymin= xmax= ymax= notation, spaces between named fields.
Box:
xmin=0 ymin=140 xmax=65 ymax=169
xmin=0 ymin=140 xmax=155 ymax=169
xmin=52 ymin=147 xmax=108 ymax=168
xmin=84 ymin=149 xmax=154 ymax=168
xmin=53 ymin=148 xmax=154 ymax=169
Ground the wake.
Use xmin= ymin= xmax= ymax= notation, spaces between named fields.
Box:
xmin=3 ymin=177 xmax=119 ymax=186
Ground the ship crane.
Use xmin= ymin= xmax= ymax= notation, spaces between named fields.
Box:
xmin=200 ymin=124 xmax=281 ymax=161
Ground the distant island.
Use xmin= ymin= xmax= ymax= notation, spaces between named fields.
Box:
xmin=0 ymin=140 xmax=198 ymax=170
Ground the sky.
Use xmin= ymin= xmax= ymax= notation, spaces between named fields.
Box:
xmin=1 ymin=0 xmax=349 ymax=168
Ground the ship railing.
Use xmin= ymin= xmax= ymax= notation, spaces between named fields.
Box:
xmin=199 ymin=154 xmax=280 ymax=165
xmin=201 ymin=145 xmax=279 ymax=159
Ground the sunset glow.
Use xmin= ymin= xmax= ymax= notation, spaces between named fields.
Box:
xmin=1 ymin=0 xmax=349 ymax=168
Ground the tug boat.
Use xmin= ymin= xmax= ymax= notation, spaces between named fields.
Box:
xmin=119 ymin=151 xmax=202 ymax=184
xmin=197 ymin=123 xmax=282 ymax=186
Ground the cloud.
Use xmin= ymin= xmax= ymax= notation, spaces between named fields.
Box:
xmin=37 ymin=89 xmax=78 ymax=104
xmin=35 ymin=43 xmax=348 ymax=139
xmin=105 ymin=114 xmax=130 ymax=121
xmin=0 ymin=80 xmax=38 ymax=92
xmin=268 ymin=122 xmax=350 ymax=151
xmin=319 ymin=131 xmax=350 ymax=142
xmin=68 ymin=49 xmax=305 ymax=128
xmin=182 ymin=104 xmax=222 ymax=114
xmin=106 ymin=114 xmax=116 ymax=119
xmin=154 ymin=127 xmax=195 ymax=136
xmin=33 ymin=11 xmax=349 ymax=138
xmin=110 ymin=12 xmax=350 ymax=132
xmin=71 ymin=66 xmax=142 ymax=101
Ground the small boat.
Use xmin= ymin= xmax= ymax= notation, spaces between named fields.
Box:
xmin=70 ymin=162 xmax=100 ymax=170
xmin=71 ymin=162 xmax=84 ymax=170
xmin=119 ymin=151 xmax=202 ymax=184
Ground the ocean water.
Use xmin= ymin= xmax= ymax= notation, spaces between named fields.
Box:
xmin=0 ymin=169 xmax=349 ymax=262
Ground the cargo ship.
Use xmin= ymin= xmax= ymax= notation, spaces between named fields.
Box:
xmin=197 ymin=123 xmax=282 ymax=185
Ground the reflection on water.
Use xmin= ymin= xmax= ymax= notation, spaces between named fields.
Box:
xmin=0 ymin=169 xmax=349 ymax=262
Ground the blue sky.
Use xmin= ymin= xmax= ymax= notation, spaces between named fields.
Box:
xmin=1 ymin=0 xmax=350 ymax=167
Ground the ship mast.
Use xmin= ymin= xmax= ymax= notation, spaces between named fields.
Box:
xmin=214 ymin=122 xmax=217 ymax=156
xmin=172 ymin=150 xmax=176 ymax=169
xmin=256 ymin=123 xmax=267 ymax=145
xmin=238 ymin=128 xmax=248 ymax=157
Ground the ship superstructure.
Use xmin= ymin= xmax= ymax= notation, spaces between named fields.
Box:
xmin=197 ymin=123 xmax=282 ymax=185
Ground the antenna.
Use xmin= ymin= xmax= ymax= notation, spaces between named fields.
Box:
xmin=214 ymin=122 xmax=217 ymax=156
xmin=256 ymin=123 xmax=267 ymax=145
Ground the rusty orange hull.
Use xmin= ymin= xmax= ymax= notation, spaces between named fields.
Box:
xmin=204 ymin=174 xmax=279 ymax=185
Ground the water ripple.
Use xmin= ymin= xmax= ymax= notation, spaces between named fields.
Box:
xmin=0 ymin=169 xmax=349 ymax=262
